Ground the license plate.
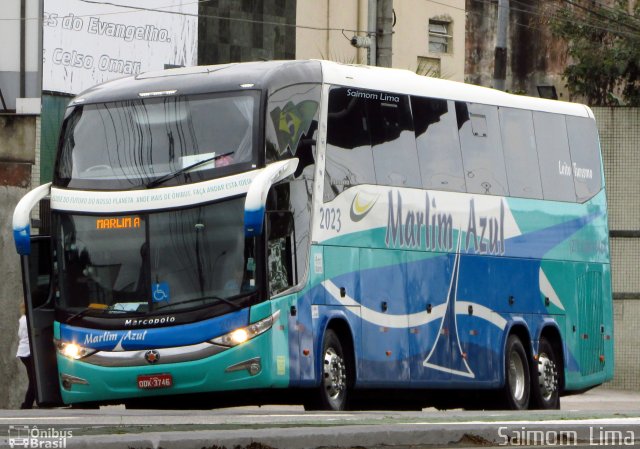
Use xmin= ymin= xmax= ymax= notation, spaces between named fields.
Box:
xmin=137 ymin=373 xmax=173 ymax=389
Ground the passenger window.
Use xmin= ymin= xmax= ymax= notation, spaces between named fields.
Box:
xmin=456 ymin=102 xmax=509 ymax=195
xmin=266 ymin=188 xmax=296 ymax=297
xmin=325 ymin=87 xmax=376 ymax=202
xmin=412 ymin=97 xmax=466 ymax=192
xmin=566 ymin=116 xmax=603 ymax=202
xmin=266 ymin=84 xmax=321 ymax=179
xmin=533 ymin=112 xmax=577 ymax=202
xmin=370 ymin=94 xmax=421 ymax=189
xmin=499 ymin=108 xmax=543 ymax=199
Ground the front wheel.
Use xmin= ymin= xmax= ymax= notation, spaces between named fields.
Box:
xmin=305 ymin=329 xmax=351 ymax=411
xmin=502 ymin=335 xmax=530 ymax=410
xmin=530 ymin=337 xmax=560 ymax=409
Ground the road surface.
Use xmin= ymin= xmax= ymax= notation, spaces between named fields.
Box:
xmin=0 ymin=387 xmax=638 ymax=448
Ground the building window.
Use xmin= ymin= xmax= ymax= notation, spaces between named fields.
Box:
xmin=417 ymin=56 xmax=441 ymax=77
xmin=429 ymin=20 xmax=451 ymax=53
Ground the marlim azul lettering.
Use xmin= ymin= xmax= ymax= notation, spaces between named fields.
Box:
xmin=385 ymin=191 xmax=505 ymax=255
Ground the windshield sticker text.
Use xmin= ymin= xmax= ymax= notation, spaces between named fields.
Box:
xmin=51 ymin=174 xmax=256 ymax=213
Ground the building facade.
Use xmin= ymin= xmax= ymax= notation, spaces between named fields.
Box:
xmin=593 ymin=107 xmax=640 ymax=390
xmin=465 ymin=0 xmax=566 ymax=97
xmin=0 ymin=0 xmax=41 ymax=112
xmin=0 ymin=0 xmax=42 ymax=411
xmin=463 ymin=0 xmax=640 ymax=389
xmin=294 ymin=0 xmax=466 ymax=81
xmin=198 ymin=1 xmax=466 ymax=81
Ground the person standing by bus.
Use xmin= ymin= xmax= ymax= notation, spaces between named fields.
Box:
xmin=16 ymin=303 xmax=35 ymax=409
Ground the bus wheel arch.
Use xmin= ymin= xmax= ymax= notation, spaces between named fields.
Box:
xmin=306 ymin=318 xmax=356 ymax=411
xmin=531 ymin=326 xmax=563 ymax=409
xmin=502 ymin=325 xmax=532 ymax=410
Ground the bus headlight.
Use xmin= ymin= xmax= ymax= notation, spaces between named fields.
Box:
xmin=56 ymin=341 xmax=96 ymax=360
xmin=211 ymin=310 xmax=280 ymax=347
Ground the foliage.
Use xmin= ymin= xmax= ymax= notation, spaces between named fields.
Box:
xmin=550 ymin=0 xmax=640 ymax=106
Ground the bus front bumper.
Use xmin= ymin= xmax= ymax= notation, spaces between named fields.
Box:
xmin=56 ymin=332 xmax=289 ymax=405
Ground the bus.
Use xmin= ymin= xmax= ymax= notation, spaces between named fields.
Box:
xmin=13 ymin=60 xmax=612 ymax=411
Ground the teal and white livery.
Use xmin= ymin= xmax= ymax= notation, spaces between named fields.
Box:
xmin=14 ymin=60 xmax=612 ymax=410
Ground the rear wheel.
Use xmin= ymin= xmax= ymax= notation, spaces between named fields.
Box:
xmin=530 ymin=337 xmax=560 ymax=409
xmin=502 ymin=335 xmax=530 ymax=410
xmin=305 ymin=329 xmax=351 ymax=411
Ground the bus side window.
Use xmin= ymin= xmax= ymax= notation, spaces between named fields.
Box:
xmin=533 ymin=112 xmax=577 ymax=202
xmin=266 ymin=211 xmax=295 ymax=297
xmin=266 ymin=83 xmax=321 ymax=179
xmin=499 ymin=107 xmax=543 ymax=199
xmin=566 ymin=116 xmax=603 ymax=202
xmin=266 ymin=177 xmax=311 ymax=291
xmin=456 ymin=102 xmax=509 ymax=196
xmin=369 ymin=94 xmax=422 ymax=188
xmin=28 ymin=236 xmax=53 ymax=309
xmin=324 ymin=87 xmax=376 ymax=202
xmin=412 ymin=97 xmax=466 ymax=192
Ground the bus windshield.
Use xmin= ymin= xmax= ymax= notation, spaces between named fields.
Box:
xmin=53 ymin=197 xmax=258 ymax=317
xmin=55 ymin=91 xmax=259 ymax=190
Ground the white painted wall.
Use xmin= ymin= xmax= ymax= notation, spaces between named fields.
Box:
xmin=0 ymin=0 xmax=41 ymax=109
xmin=0 ymin=1 xmax=22 ymax=73
xmin=42 ymin=0 xmax=198 ymax=94
xmin=393 ymin=0 xmax=465 ymax=81
xmin=0 ymin=0 xmax=40 ymax=73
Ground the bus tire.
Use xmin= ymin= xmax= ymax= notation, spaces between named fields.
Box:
xmin=503 ymin=335 xmax=530 ymax=410
xmin=308 ymin=329 xmax=351 ymax=411
xmin=530 ymin=337 xmax=560 ymax=409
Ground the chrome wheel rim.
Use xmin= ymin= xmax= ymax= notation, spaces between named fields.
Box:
xmin=323 ymin=347 xmax=346 ymax=401
xmin=538 ymin=353 xmax=558 ymax=401
xmin=509 ymin=350 xmax=526 ymax=402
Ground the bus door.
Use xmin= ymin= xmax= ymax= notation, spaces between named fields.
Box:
xmin=20 ymin=235 xmax=62 ymax=406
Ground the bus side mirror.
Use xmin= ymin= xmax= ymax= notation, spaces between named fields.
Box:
xmin=244 ymin=159 xmax=298 ymax=237
xmin=13 ymin=183 xmax=52 ymax=255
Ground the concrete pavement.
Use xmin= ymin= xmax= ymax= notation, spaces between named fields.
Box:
xmin=0 ymin=387 xmax=638 ymax=448
xmin=561 ymin=386 xmax=640 ymax=412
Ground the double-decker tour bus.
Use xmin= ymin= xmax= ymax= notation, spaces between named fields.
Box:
xmin=14 ymin=60 xmax=612 ymax=410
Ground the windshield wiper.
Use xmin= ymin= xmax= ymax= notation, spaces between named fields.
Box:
xmin=154 ymin=295 xmax=242 ymax=311
xmin=65 ymin=307 xmax=145 ymax=323
xmin=145 ymin=152 xmax=234 ymax=188
xmin=65 ymin=307 xmax=102 ymax=324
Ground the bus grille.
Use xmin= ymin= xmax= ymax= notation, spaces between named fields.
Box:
xmin=577 ymin=271 xmax=604 ymax=376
